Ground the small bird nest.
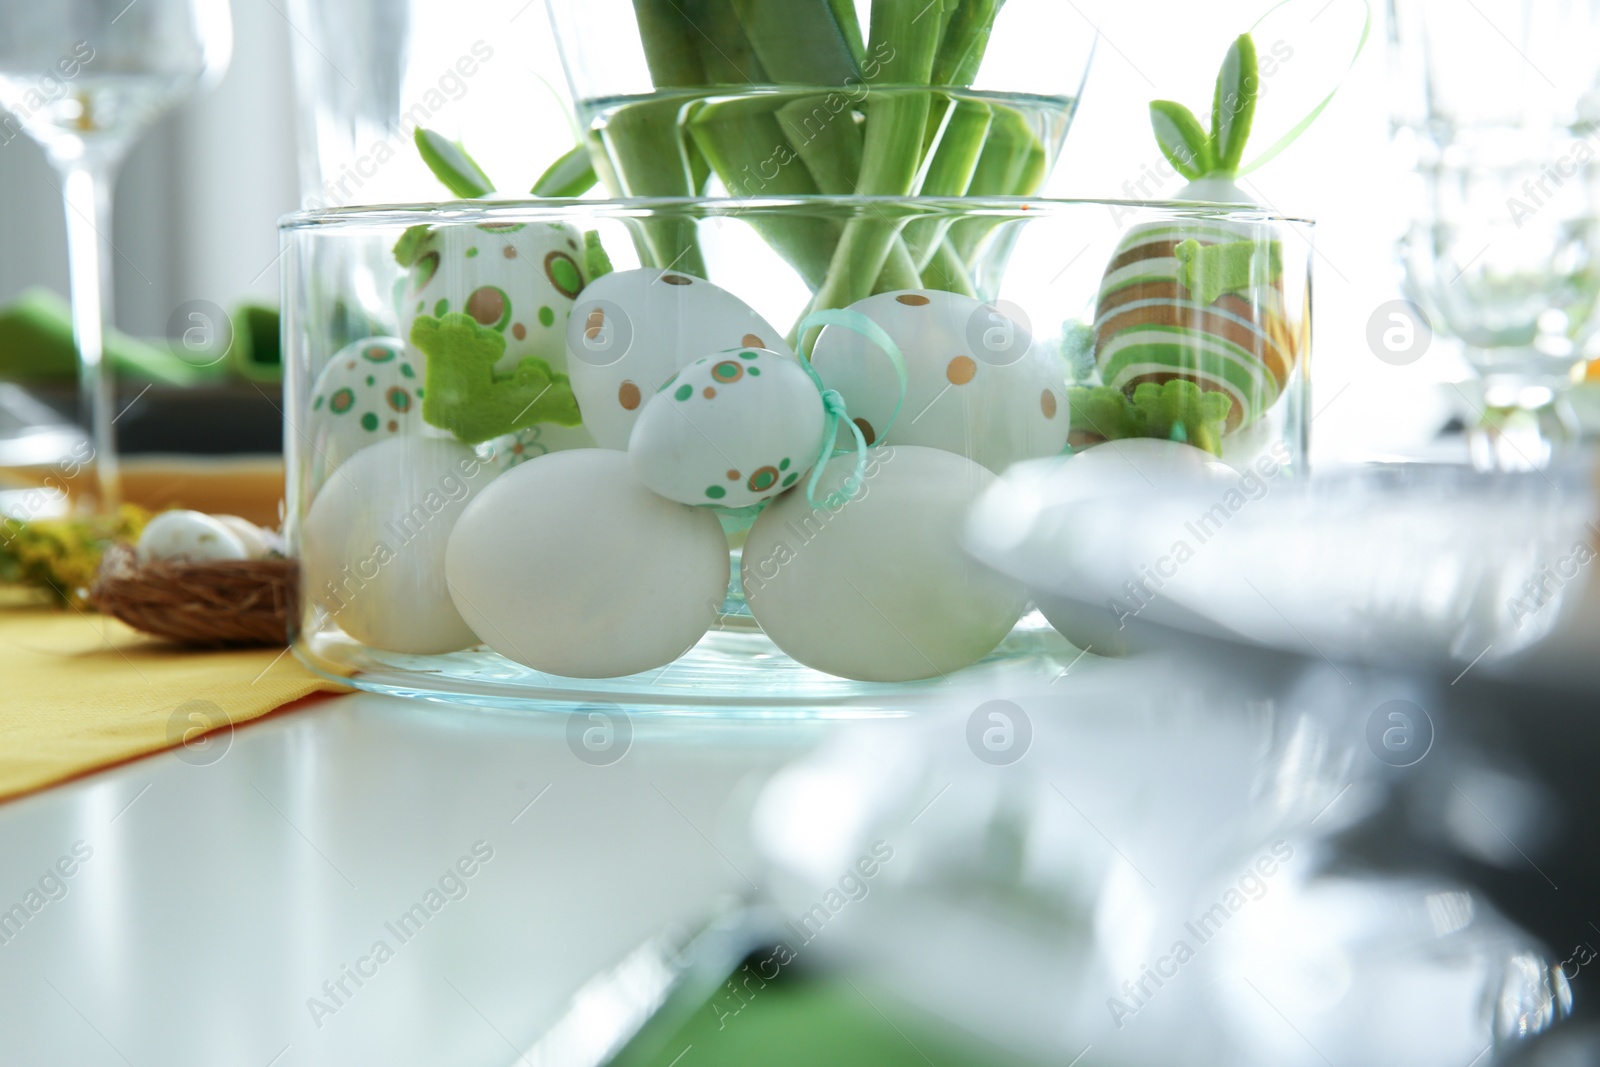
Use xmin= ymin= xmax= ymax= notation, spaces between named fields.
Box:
xmin=92 ymin=543 xmax=295 ymax=648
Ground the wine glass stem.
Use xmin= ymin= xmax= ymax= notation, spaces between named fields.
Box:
xmin=60 ymin=160 xmax=120 ymax=513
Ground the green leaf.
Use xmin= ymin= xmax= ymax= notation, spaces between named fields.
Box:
xmin=532 ymin=145 xmax=598 ymax=198
xmin=1209 ymin=33 xmax=1259 ymax=176
xmin=412 ymin=314 xmax=581 ymax=444
xmin=414 ymin=128 xmax=495 ymax=199
xmin=392 ymin=225 xmax=434 ymax=268
xmin=1149 ymin=100 xmax=1212 ymax=181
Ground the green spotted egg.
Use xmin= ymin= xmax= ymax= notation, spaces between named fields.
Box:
xmin=308 ymin=337 xmax=424 ymax=489
xmin=627 ymin=348 xmax=825 ymax=508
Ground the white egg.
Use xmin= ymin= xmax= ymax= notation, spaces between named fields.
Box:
xmin=628 ymin=347 xmax=825 ymax=508
xmin=137 ymin=510 xmax=250 ymax=564
xmin=567 ymin=269 xmax=792 ymax=449
xmin=307 ymin=337 xmax=425 ymax=488
xmin=446 ymin=449 xmax=730 ymax=678
xmin=742 ymin=445 xmax=1027 ymax=682
xmin=212 ymin=515 xmax=282 ymax=558
xmin=301 ymin=436 xmax=496 ymax=655
xmin=1024 ymin=439 xmax=1237 ymax=656
xmin=399 ymin=221 xmax=588 ymax=376
xmin=810 ymin=290 xmax=1069 ymax=475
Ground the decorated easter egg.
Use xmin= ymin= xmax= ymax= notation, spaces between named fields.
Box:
xmin=137 ymin=510 xmax=250 ymax=564
xmin=742 ymin=445 xmax=1027 ymax=682
xmin=628 ymin=347 xmax=825 ymax=508
xmin=566 ymin=269 xmax=792 ymax=449
xmin=809 ymin=290 xmax=1068 ymax=475
xmin=308 ymin=337 xmax=425 ymax=484
xmin=398 ymin=222 xmax=596 ymax=454
xmin=301 ymin=436 xmax=496 ymax=655
xmin=445 ymin=449 xmax=730 ymax=678
xmin=398 ymin=221 xmax=588 ymax=375
xmin=1094 ymin=219 xmax=1297 ymax=433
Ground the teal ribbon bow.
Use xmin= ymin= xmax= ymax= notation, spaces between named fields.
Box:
xmin=791 ymin=308 xmax=907 ymax=510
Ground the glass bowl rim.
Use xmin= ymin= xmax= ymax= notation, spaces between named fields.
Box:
xmin=278 ymin=195 xmax=1315 ymax=231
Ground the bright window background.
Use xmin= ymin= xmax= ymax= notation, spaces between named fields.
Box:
xmin=0 ymin=0 xmax=1498 ymax=463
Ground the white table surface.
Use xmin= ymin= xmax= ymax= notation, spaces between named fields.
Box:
xmin=0 ymin=693 xmax=826 ymax=1067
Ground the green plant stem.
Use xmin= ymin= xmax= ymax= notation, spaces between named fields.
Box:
xmin=811 ymin=0 xmax=946 ymax=315
xmin=607 ymin=1 xmax=716 ymax=272
xmin=922 ymin=0 xmax=1004 ymax=152
xmin=685 ymin=0 xmax=768 ymax=82
xmin=777 ymin=96 xmax=864 ymax=194
xmin=690 ymin=98 xmax=839 ymax=288
xmin=828 ymin=0 xmax=866 ymax=65
xmin=945 ymin=104 xmax=1044 ymax=268
xmin=920 ymin=238 xmax=977 ymax=296
xmin=873 ymin=237 xmax=927 ymax=295
xmin=904 ymin=99 xmax=991 ymax=272
xmin=632 ymin=0 xmax=707 ymax=86
xmin=731 ymin=0 xmax=858 ymax=83
xmin=600 ymin=99 xmax=706 ymax=275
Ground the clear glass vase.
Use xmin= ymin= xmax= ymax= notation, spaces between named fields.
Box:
xmin=544 ymin=0 xmax=1096 ymax=213
xmin=282 ymin=197 xmax=1312 ymax=714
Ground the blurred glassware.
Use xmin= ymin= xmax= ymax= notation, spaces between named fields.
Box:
xmin=1388 ymin=0 xmax=1600 ymax=469
xmin=0 ymin=0 xmax=231 ymax=512
xmin=742 ymin=651 xmax=1572 ymax=1066
xmin=544 ymin=0 xmax=1097 ymax=207
xmin=281 ymin=0 xmax=412 ymax=209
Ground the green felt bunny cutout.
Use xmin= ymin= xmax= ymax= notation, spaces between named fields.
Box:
xmin=411 ymin=314 xmax=582 ymax=444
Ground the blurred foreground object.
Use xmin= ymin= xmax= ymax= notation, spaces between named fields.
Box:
xmin=966 ymin=455 xmax=1600 ymax=689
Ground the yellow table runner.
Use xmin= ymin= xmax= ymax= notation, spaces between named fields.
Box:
xmin=0 ymin=595 xmax=348 ymax=801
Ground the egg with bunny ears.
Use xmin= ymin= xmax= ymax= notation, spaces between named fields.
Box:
xmin=566 ymin=269 xmax=793 ymax=449
xmin=628 ymin=346 xmax=825 ymax=508
xmin=809 ymin=290 xmax=1069 ymax=475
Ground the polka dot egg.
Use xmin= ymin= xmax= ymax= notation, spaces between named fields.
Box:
xmin=809 ymin=290 xmax=1069 ymax=475
xmin=398 ymin=221 xmax=590 ymax=379
xmin=566 ymin=269 xmax=793 ymax=450
xmin=308 ymin=337 xmax=423 ymax=489
xmin=628 ymin=347 xmax=824 ymax=508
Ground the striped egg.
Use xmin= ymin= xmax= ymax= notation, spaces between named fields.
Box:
xmin=1094 ymin=220 xmax=1298 ymax=433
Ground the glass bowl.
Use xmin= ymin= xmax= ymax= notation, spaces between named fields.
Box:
xmin=281 ymin=197 xmax=1313 ymax=715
